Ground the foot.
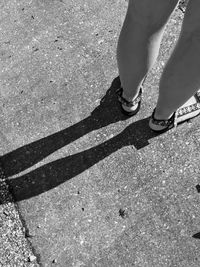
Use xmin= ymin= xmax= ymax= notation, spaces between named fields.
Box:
xmin=116 ymin=87 xmax=142 ymax=116
xmin=149 ymin=90 xmax=200 ymax=132
xmin=149 ymin=109 xmax=175 ymax=132
xmin=121 ymin=91 xmax=140 ymax=113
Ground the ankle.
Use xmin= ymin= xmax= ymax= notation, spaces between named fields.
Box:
xmin=122 ymin=90 xmax=139 ymax=102
xmin=154 ymin=108 xmax=174 ymax=120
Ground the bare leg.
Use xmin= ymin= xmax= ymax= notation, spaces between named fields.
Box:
xmin=155 ymin=0 xmax=200 ymax=119
xmin=117 ymin=0 xmax=179 ymax=101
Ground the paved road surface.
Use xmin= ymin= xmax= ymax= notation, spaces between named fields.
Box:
xmin=1 ymin=1 xmax=200 ymax=266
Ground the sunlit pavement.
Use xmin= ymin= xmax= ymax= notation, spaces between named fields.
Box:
xmin=1 ymin=1 xmax=200 ymax=266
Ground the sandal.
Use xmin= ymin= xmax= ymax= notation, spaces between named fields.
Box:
xmin=116 ymin=87 xmax=142 ymax=116
xmin=149 ymin=90 xmax=200 ymax=133
xmin=116 ymin=76 xmax=147 ymax=116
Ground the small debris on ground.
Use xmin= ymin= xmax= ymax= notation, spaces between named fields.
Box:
xmin=119 ymin=208 xmax=128 ymax=219
xmin=28 ymin=255 xmax=37 ymax=262
xmin=196 ymin=184 xmax=200 ymax=193
xmin=192 ymin=232 xmax=200 ymax=239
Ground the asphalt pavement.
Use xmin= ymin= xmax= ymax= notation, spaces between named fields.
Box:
xmin=1 ymin=1 xmax=200 ymax=266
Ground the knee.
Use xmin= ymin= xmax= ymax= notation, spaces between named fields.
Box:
xmin=127 ymin=0 xmax=155 ymax=26
xmin=180 ymin=26 xmax=200 ymax=49
xmin=127 ymin=0 xmax=178 ymax=32
xmin=181 ymin=21 xmax=200 ymax=41
xmin=181 ymin=0 xmax=200 ymax=38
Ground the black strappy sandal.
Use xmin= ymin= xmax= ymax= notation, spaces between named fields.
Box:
xmin=116 ymin=76 xmax=147 ymax=116
xmin=116 ymin=87 xmax=142 ymax=116
xmin=149 ymin=90 xmax=200 ymax=133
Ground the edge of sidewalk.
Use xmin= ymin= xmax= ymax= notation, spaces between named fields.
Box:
xmin=0 ymin=166 xmax=39 ymax=266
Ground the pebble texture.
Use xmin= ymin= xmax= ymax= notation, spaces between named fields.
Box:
xmin=1 ymin=0 xmax=200 ymax=266
xmin=0 ymin=168 xmax=38 ymax=266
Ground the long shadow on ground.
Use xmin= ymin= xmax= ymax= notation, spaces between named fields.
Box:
xmin=1 ymin=77 xmax=159 ymax=202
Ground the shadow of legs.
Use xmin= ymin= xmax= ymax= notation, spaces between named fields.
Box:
xmin=2 ymin=77 xmax=124 ymax=177
xmin=8 ymin=116 xmax=158 ymax=202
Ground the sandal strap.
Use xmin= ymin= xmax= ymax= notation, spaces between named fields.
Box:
xmin=195 ymin=90 xmax=200 ymax=101
xmin=151 ymin=109 xmax=175 ymax=127
xmin=177 ymin=102 xmax=200 ymax=118
xmin=116 ymin=87 xmax=142 ymax=107
xmin=151 ymin=100 xmax=200 ymax=127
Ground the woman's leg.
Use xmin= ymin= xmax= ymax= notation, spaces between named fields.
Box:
xmin=155 ymin=0 xmax=200 ymax=119
xmin=117 ymin=0 xmax=179 ymax=101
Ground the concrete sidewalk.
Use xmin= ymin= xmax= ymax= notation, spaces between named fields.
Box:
xmin=1 ymin=1 xmax=200 ymax=266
